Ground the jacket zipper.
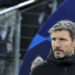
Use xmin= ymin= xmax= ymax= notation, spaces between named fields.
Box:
xmin=65 ymin=66 xmax=67 ymax=75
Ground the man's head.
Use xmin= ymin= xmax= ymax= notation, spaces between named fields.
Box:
xmin=48 ymin=20 xmax=75 ymax=59
xmin=30 ymin=56 xmax=44 ymax=71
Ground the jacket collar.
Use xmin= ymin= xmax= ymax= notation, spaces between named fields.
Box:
xmin=47 ymin=49 xmax=75 ymax=65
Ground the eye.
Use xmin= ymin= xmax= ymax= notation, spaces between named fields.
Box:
xmin=52 ymin=38 xmax=56 ymax=41
xmin=59 ymin=38 xmax=66 ymax=41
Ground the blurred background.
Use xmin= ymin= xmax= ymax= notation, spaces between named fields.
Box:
xmin=20 ymin=0 xmax=64 ymax=61
xmin=0 ymin=0 xmax=64 ymax=75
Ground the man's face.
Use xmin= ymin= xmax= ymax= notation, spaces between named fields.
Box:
xmin=51 ymin=30 xmax=75 ymax=59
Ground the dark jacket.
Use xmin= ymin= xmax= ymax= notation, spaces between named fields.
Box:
xmin=31 ymin=50 xmax=75 ymax=75
xmin=0 ymin=0 xmax=25 ymax=7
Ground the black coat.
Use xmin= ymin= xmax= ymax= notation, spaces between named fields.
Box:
xmin=31 ymin=51 xmax=75 ymax=75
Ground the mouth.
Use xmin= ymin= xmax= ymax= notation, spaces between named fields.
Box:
xmin=54 ymin=50 xmax=63 ymax=53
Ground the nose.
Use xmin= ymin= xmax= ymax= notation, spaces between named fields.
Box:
xmin=54 ymin=40 xmax=61 ymax=47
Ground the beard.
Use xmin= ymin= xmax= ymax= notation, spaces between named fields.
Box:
xmin=53 ymin=47 xmax=65 ymax=59
xmin=54 ymin=53 xmax=65 ymax=59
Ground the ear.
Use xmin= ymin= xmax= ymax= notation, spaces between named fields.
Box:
xmin=73 ymin=39 xmax=75 ymax=48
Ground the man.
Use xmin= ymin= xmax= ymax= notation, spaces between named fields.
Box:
xmin=30 ymin=56 xmax=44 ymax=75
xmin=30 ymin=56 xmax=44 ymax=71
xmin=31 ymin=20 xmax=75 ymax=75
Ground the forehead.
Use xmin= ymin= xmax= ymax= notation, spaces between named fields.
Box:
xmin=51 ymin=30 xmax=71 ymax=38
